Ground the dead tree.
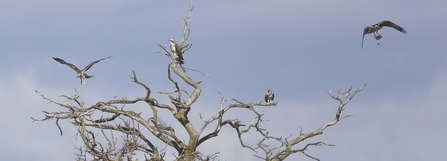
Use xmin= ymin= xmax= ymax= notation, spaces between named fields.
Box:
xmin=227 ymin=85 xmax=366 ymax=161
xmin=32 ymin=0 xmax=366 ymax=160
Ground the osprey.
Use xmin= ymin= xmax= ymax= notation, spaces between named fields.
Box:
xmin=264 ymin=89 xmax=274 ymax=103
xmin=53 ymin=56 xmax=112 ymax=84
xmin=234 ymin=120 xmax=246 ymax=127
xmin=362 ymin=20 xmax=407 ymax=49
xmin=169 ymin=39 xmax=184 ymax=64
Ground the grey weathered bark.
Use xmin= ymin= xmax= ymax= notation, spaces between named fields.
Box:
xmin=32 ymin=0 xmax=366 ymax=160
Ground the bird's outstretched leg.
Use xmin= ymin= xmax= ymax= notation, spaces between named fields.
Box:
xmin=79 ymin=78 xmax=86 ymax=85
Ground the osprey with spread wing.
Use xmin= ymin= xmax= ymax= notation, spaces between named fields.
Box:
xmin=362 ymin=20 xmax=407 ymax=49
xmin=53 ymin=56 xmax=112 ymax=84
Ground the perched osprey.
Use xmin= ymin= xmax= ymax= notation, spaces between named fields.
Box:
xmin=264 ymin=89 xmax=274 ymax=103
xmin=53 ymin=56 xmax=112 ymax=83
xmin=234 ymin=120 xmax=246 ymax=127
xmin=169 ymin=39 xmax=184 ymax=64
xmin=362 ymin=20 xmax=407 ymax=49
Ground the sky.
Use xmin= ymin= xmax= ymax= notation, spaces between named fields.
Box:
xmin=1 ymin=0 xmax=446 ymax=160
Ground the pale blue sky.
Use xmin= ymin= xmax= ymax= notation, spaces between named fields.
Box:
xmin=1 ymin=1 xmax=446 ymax=160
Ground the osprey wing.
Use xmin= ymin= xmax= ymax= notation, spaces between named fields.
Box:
xmin=176 ymin=43 xmax=184 ymax=64
xmin=362 ymin=26 xmax=374 ymax=49
xmin=53 ymin=57 xmax=81 ymax=73
xmin=379 ymin=20 xmax=407 ymax=34
xmin=82 ymin=56 xmax=112 ymax=72
xmin=264 ymin=93 xmax=269 ymax=102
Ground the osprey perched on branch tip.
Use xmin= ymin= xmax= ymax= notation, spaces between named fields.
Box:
xmin=362 ymin=20 xmax=407 ymax=49
xmin=52 ymin=56 xmax=112 ymax=84
xmin=265 ymin=89 xmax=274 ymax=103
xmin=169 ymin=39 xmax=184 ymax=64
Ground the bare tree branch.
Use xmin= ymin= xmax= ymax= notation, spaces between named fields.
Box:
xmin=33 ymin=0 xmax=365 ymax=160
xmin=269 ymin=84 xmax=366 ymax=161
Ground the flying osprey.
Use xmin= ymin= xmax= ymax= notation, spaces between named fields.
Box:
xmin=169 ymin=39 xmax=184 ymax=64
xmin=53 ymin=56 xmax=112 ymax=84
xmin=264 ymin=89 xmax=274 ymax=103
xmin=362 ymin=20 xmax=407 ymax=49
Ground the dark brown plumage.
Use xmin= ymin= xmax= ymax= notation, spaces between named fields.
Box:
xmin=264 ymin=89 xmax=274 ymax=103
xmin=53 ymin=56 xmax=112 ymax=80
xmin=169 ymin=39 xmax=184 ymax=64
xmin=362 ymin=20 xmax=407 ymax=49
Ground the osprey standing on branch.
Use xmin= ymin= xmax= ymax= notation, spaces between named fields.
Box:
xmin=169 ymin=39 xmax=184 ymax=64
xmin=362 ymin=20 xmax=407 ymax=49
xmin=52 ymin=56 xmax=112 ymax=84
xmin=264 ymin=89 xmax=274 ymax=103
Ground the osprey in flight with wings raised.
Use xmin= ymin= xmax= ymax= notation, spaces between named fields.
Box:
xmin=53 ymin=56 xmax=112 ymax=84
xmin=169 ymin=39 xmax=184 ymax=64
xmin=362 ymin=20 xmax=407 ymax=49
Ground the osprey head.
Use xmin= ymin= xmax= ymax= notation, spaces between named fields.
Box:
xmin=169 ymin=39 xmax=174 ymax=43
